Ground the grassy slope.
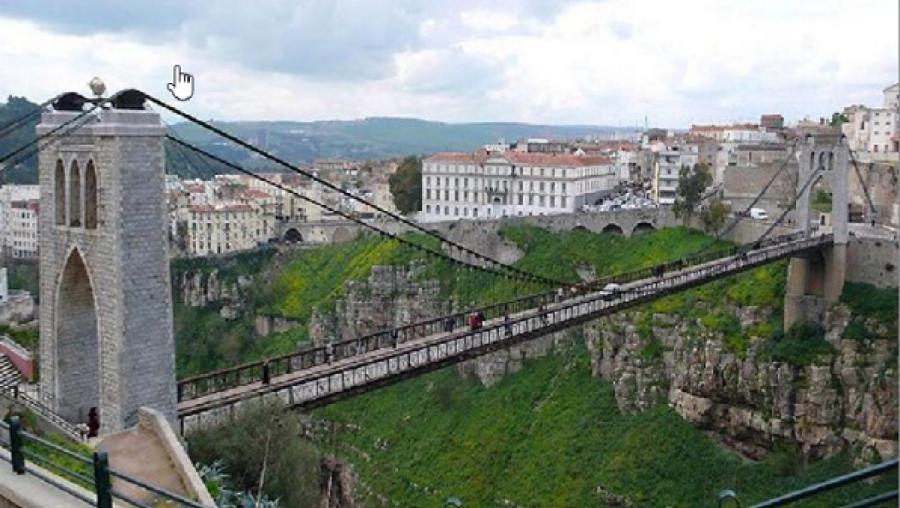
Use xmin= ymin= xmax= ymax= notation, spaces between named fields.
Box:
xmin=174 ymin=226 xmax=735 ymax=376
xmin=314 ymin=345 xmax=893 ymax=507
xmin=177 ymin=225 xmax=896 ymax=505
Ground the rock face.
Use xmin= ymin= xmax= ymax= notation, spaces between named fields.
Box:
xmin=177 ymin=270 xmax=252 ymax=320
xmin=586 ymin=303 xmax=898 ymax=461
xmin=320 ymin=456 xmax=358 ymax=508
xmin=457 ymin=330 xmax=576 ymax=386
xmin=312 ymin=263 xmax=451 ymax=345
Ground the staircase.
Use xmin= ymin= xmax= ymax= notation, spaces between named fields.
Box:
xmin=0 ymin=354 xmax=23 ymax=391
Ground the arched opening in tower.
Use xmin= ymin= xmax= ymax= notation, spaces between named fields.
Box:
xmin=808 ymin=174 xmax=832 ymax=229
xmin=85 ymin=161 xmax=98 ymax=229
xmin=55 ymin=160 xmax=65 ymax=225
xmin=69 ymin=161 xmax=81 ymax=227
xmin=55 ymin=249 xmax=100 ymax=424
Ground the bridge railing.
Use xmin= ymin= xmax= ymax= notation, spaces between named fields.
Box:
xmin=0 ymin=386 xmax=83 ymax=442
xmin=178 ymin=233 xmax=832 ymax=423
xmin=176 ymin=231 xmax=815 ymax=403
xmin=0 ymin=416 xmax=206 ymax=508
xmin=718 ymin=458 xmax=897 ymax=507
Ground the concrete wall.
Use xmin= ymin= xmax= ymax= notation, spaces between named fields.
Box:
xmin=277 ymin=207 xmax=681 ymax=246
xmin=846 ymin=236 xmax=900 ymax=288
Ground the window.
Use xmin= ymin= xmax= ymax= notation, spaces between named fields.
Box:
xmin=426 ymin=189 xmax=431 ymax=199
xmin=550 ymin=196 xmax=555 ymax=207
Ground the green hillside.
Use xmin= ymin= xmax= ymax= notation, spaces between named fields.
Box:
xmin=312 ymin=345 xmax=892 ymax=507
xmin=176 ymin=225 xmax=897 ymax=506
xmin=174 ymin=226 xmax=734 ymax=377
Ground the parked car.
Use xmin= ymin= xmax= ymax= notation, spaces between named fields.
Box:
xmin=750 ymin=208 xmax=769 ymax=220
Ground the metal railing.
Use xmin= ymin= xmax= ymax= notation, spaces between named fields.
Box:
xmin=175 ymin=230 xmax=814 ymax=402
xmin=718 ymin=458 xmax=898 ymax=507
xmin=178 ymin=233 xmax=832 ymax=428
xmin=0 ymin=386 xmax=83 ymax=441
xmin=0 ymin=417 xmax=205 ymax=508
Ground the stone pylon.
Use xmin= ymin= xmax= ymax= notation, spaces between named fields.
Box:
xmin=38 ymin=94 xmax=176 ymax=434
xmin=784 ymin=133 xmax=849 ymax=329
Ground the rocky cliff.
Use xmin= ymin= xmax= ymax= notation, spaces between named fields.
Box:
xmin=585 ymin=303 xmax=898 ymax=462
xmin=310 ymin=262 xmax=451 ymax=345
xmin=178 ymin=269 xmax=252 ymax=319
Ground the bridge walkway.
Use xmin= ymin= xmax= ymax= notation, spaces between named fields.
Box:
xmin=177 ymin=233 xmax=832 ymax=432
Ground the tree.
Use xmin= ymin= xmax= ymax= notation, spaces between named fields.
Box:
xmin=672 ymin=163 xmax=713 ymax=225
xmin=829 ymin=112 xmax=849 ymax=128
xmin=388 ymin=156 xmax=422 ymax=214
xmin=701 ymin=199 xmax=730 ymax=234
xmin=0 ymin=96 xmax=41 ymax=184
xmin=187 ymin=400 xmax=321 ymax=508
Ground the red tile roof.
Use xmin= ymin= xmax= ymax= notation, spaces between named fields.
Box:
xmin=425 ymin=151 xmax=611 ymax=167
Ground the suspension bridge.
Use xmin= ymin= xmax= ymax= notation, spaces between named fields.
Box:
xmin=0 ymin=87 xmax=894 ymax=507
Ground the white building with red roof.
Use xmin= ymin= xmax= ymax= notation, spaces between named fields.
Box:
xmin=420 ymin=149 xmax=618 ymax=221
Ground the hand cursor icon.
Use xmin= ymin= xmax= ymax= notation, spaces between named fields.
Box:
xmin=167 ymin=65 xmax=194 ymax=101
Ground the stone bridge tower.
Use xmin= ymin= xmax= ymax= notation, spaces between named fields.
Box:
xmin=784 ymin=132 xmax=849 ymax=328
xmin=38 ymin=92 xmax=176 ymax=434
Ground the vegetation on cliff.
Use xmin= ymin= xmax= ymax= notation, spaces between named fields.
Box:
xmin=173 ymin=226 xmax=738 ymax=376
xmin=311 ymin=343 xmax=893 ymax=507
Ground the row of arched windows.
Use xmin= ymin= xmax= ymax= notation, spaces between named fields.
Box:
xmin=55 ymin=159 xmax=98 ymax=229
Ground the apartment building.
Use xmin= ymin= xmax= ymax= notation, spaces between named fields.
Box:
xmin=4 ymin=199 xmax=39 ymax=259
xmin=420 ymin=150 xmax=617 ymax=221
xmin=0 ymin=185 xmax=40 ymax=259
xmin=842 ymin=83 xmax=900 ymax=161
xmin=652 ymin=145 xmax=699 ymax=205
xmin=186 ymin=203 xmax=259 ymax=256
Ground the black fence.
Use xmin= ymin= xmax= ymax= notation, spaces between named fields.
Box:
xmin=719 ymin=458 xmax=898 ymax=507
xmin=0 ymin=417 xmax=205 ymax=507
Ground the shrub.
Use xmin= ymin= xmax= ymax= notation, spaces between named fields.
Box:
xmin=767 ymin=322 xmax=834 ymax=366
xmin=187 ymin=400 xmax=320 ymax=508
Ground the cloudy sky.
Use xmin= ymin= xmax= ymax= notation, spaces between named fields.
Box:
xmin=0 ymin=0 xmax=896 ymax=127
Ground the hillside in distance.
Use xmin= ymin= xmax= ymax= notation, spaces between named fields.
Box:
xmin=1 ymin=94 xmax=637 ymax=182
xmin=169 ymin=116 xmax=637 ymax=165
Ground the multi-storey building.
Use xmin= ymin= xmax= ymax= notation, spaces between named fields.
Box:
xmin=5 ymin=199 xmax=39 ymax=259
xmin=652 ymin=145 xmax=699 ymax=205
xmin=842 ymin=83 xmax=900 ymax=160
xmin=186 ymin=203 xmax=258 ymax=256
xmin=0 ymin=185 xmax=40 ymax=259
xmin=420 ymin=151 xmax=616 ymax=221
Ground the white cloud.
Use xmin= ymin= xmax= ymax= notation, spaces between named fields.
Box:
xmin=0 ymin=0 xmax=896 ymax=127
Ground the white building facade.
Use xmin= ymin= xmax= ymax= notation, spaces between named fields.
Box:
xmin=842 ymin=83 xmax=900 ymax=160
xmin=420 ymin=151 xmax=617 ymax=221
xmin=0 ymin=185 xmax=40 ymax=259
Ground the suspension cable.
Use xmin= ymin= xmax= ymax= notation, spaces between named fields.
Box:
xmin=0 ymin=104 xmax=100 ymax=167
xmin=716 ymin=141 xmax=798 ymax=240
xmin=141 ymin=91 xmax=566 ymax=288
xmin=0 ymin=108 xmax=100 ymax=175
xmin=0 ymin=93 xmax=63 ymax=140
xmin=846 ymin=143 xmax=877 ymax=216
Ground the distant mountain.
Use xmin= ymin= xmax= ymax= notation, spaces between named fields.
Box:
xmin=169 ymin=117 xmax=639 ymax=168
xmin=0 ymin=95 xmax=639 ymax=182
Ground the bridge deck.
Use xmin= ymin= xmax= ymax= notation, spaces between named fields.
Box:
xmin=177 ymin=234 xmax=832 ymax=433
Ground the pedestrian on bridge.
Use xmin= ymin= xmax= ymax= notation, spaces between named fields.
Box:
xmin=261 ymin=360 xmax=271 ymax=385
xmin=391 ymin=329 xmax=399 ymax=348
xmin=504 ymin=314 xmax=513 ymax=337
